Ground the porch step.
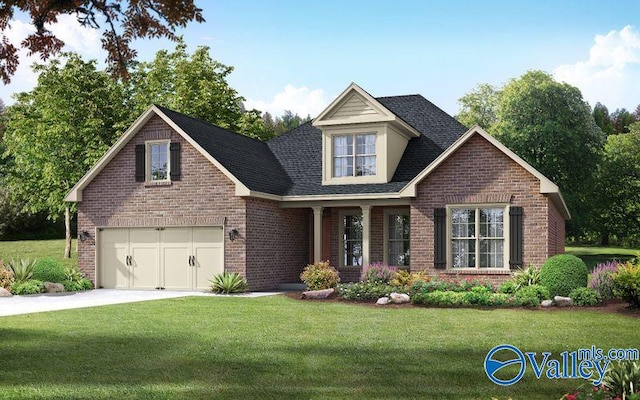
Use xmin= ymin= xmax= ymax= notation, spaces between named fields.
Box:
xmin=278 ymin=283 xmax=307 ymax=291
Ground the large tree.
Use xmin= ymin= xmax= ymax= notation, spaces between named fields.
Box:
xmin=0 ymin=0 xmax=204 ymax=83
xmin=455 ymin=83 xmax=500 ymax=129
xmin=3 ymin=53 xmax=127 ymax=257
xmin=593 ymin=102 xmax=614 ymax=136
xmin=262 ymin=110 xmax=311 ymax=136
xmin=492 ymin=71 xmax=605 ymax=236
xmin=125 ymin=41 xmax=272 ymax=140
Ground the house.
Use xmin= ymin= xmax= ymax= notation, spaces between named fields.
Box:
xmin=65 ymin=83 xmax=569 ymax=291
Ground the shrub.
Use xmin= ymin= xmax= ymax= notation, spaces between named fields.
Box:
xmin=337 ymin=282 xmax=396 ymax=301
xmin=64 ymin=264 xmax=85 ymax=282
xmin=612 ymin=258 xmax=640 ymax=308
xmin=603 ymin=360 xmax=640 ymax=398
xmin=539 ymin=254 xmax=588 ymax=297
xmin=11 ymin=279 xmax=44 ymax=295
xmin=390 ymin=270 xmax=429 ymax=290
xmin=514 ymin=290 xmax=541 ymax=307
xmin=300 ymin=261 xmax=340 ymax=290
xmin=32 ymin=258 xmax=66 ymax=283
xmin=6 ymin=258 xmax=36 ymax=283
xmin=63 ymin=278 xmax=93 ymax=292
xmin=0 ymin=262 xmax=14 ymax=290
xmin=209 ymin=272 xmax=249 ymax=294
xmin=411 ymin=289 xmax=514 ymax=307
xmin=498 ymin=280 xmax=518 ymax=295
xmin=361 ymin=262 xmax=397 ymax=284
xmin=589 ymin=260 xmax=620 ymax=300
xmin=511 ymin=265 xmax=541 ymax=289
xmin=518 ymin=284 xmax=550 ymax=301
xmin=568 ymin=287 xmax=601 ymax=306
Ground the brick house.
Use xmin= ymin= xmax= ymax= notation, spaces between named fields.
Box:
xmin=65 ymin=83 xmax=570 ymax=290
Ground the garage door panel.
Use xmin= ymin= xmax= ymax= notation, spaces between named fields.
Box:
xmin=99 ymin=229 xmax=129 ymax=289
xmin=194 ymin=246 xmax=224 ymax=290
xmin=130 ymin=229 xmax=159 ymax=290
xmin=161 ymin=228 xmax=191 ymax=290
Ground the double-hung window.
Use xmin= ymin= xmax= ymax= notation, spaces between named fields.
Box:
xmin=147 ymin=141 xmax=170 ymax=182
xmin=342 ymin=214 xmax=363 ymax=267
xmin=387 ymin=212 xmax=410 ymax=267
xmin=450 ymin=206 xmax=506 ymax=269
xmin=333 ymin=133 xmax=376 ymax=177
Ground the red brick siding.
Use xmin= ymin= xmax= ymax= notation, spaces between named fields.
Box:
xmin=245 ymin=198 xmax=310 ymax=290
xmin=77 ymin=115 xmax=246 ymax=285
xmin=548 ymin=198 xmax=566 ymax=256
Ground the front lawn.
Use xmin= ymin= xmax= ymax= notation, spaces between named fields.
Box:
xmin=0 ymin=239 xmax=77 ymax=269
xmin=1 ymin=295 xmax=638 ymax=399
xmin=566 ymin=245 xmax=638 ymax=270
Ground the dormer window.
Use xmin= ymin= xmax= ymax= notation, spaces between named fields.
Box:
xmin=333 ymin=133 xmax=376 ymax=177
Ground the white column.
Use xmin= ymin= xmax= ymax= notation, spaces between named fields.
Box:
xmin=312 ymin=206 xmax=323 ymax=263
xmin=361 ymin=205 xmax=371 ymax=268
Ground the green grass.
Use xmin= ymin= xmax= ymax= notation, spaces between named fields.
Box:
xmin=1 ymin=296 xmax=638 ymax=399
xmin=566 ymin=245 xmax=638 ymax=270
xmin=0 ymin=239 xmax=77 ymax=269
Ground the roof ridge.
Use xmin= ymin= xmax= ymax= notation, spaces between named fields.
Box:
xmin=375 ymin=94 xmax=422 ymax=100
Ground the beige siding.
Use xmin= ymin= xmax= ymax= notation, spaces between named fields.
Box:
xmin=328 ymin=93 xmax=379 ymax=120
xmin=386 ymin=125 xmax=410 ymax=181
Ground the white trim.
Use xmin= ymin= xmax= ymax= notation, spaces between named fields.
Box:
xmin=145 ymin=139 xmax=170 ymax=183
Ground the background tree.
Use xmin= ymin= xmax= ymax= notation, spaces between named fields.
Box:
xmin=0 ymin=0 xmax=204 ymax=83
xmin=2 ymin=53 xmax=128 ymax=257
xmin=610 ymin=108 xmax=637 ymax=134
xmin=593 ymin=102 xmax=614 ymax=136
xmin=492 ymin=71 xmax=605 ymax=236
xmin=455 ymin=83 xmax=500 ymax=129
xmin=262 ymin=110 xmax=311 ymax=136
xmin=125 ymin=41 xmax=272 ymax=140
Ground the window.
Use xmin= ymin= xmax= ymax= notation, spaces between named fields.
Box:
xmin=147 ymin=141 xmax=169 ymax=181
xmin=450 ymin=207 xmax=505 ymax=269
xmin=342 ymin=214 xmax=363 ymax=266
xmin=387 ymin=212 xmax=410 ymax=267
xmin=333 ymin=133 xmax=376 ymax=177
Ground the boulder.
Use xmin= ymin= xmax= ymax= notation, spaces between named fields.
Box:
xmin=554 ymin=296 xmax=573 ymax=307
xmin=300 ymin=288 xmax=334 ymax=299
xmin=376 ymin=297 xmax=390 ymax=306
xmin=541 ymin=299 xmax=553 ymax=308
xmin=390 ymin=292 xmax=410 ymax=304
xmin=43 ymin=282 xmax=64 ymax=293
xmin=0 ymin=287 xmax=12 ymax=297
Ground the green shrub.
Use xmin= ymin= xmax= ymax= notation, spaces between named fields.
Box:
xmin=519 ymin=284 xmax=550 ymax=301
xmin=0 ymin=263 xmax=14 ymax=290
xmin=63 ymin=278 xmax=93 ymax=292
xmin=64 ymin=264 xmax=85 ymax=282
xmin=498 ymin=280 xmax=518 ymax=294
xmin=209 ymin=272 xmax=249 ymax=294
xmin=300 ymin=261 xmax=340 ymax=290
xmin=612 ymin=258 xmax=640 ymax=308
xmin=337 ymin=282 xmax=396 ymax=301
xmin=6 ymin=258 xmax=36 ymax=283
xmin=511 ymin=265 xmax=541 ymax=289
xmin=568 ymin=287 xmax=601 ymax=306
xmin=514 ymin=289 xmax=541 ymax=307
xmin=539 ymin=254 xmax=588 ymax=297
xmin=32 ymin=258 xmax=66 ymax=283
xmin=390 ymin=270 xmax=429 ymax=290
xmin=411 ymin=289 xmax=515 ymax=307
xmin=11 ymin=279 xmax=44 ymax=295
xmin=603 ymin=360 xmax=640 ymax=398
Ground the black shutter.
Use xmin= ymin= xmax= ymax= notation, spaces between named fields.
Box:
xmin=434 ymin=208 xmax=447 ymax=269
xmin=135 ymin=144 xmax=145 ymax=182
xmin=509 ymin=206 xmax=523 ymax=269
xmin=169 ymin=142 xmax=181 ymax=181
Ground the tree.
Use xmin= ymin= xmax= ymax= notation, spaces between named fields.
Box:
xmin=593 ymin=102 xmax=614 ymax=136
xmin=125 ymin=40 xmax=273 ymax=140
xmin=0 ymin=0 xmax=204 ymax=83
xmin=2 ymin=53 xmax=127 ymax=257
xmin=262 ymin=110 xmax=311 ymax=136
xmin=455 ymin=83 xmax=500 ymax=129
xmin=493 ymin=71 xmax=605 ymax=236
xmin=611 ymin=108 xmax=636 ymax=134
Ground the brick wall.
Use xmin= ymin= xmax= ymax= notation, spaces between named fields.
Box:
xmin=77 ymin=115 xmax=246 ymax=285
xmin=548 ymin=198 xmax=566 ymax=257
xmin=245 ymin=198 xmax=310 ymax=290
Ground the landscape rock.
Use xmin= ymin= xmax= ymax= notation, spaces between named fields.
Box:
xmin=300 ymin=288 xmax=334 ymax=299
xmin=376 ymin=297 xmax=390 ymax=306
xmin=43 ymin=282 xmax=64 ymax=293
xmin=541 ymin=299 xmax=553 ymax=307
xmin=390 ymin=292 xmax=410 ymax=304
xmin=554 ymin=296 xmax=573 ymax=307
xmin=0 ymin=287 xmax=12 ymax=297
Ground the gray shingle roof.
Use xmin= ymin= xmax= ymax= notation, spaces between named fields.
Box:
xmin=158 ymin=94 xmax=467 ymax=197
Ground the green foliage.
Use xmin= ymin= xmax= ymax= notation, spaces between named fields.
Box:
xmin=361 ymin=263 xmax=397 ymax=284
xmin=64 ymin=264 xmax=85 ymax=283
xmin=603 ymin=360 xmax=640 ymax=398
xmin=612 ymin=258 xmax=640 ymax=307
xmin=32 ymin=258 xmax=66 ymax=283
xmin=336 ymin=282 xmax=396 ymax=301
xmin=511 ymin=265 xmax=541 ymax=289
xmin=390 ymin=270 xmax=428 ymax=290
xmin=411 ymin=289 xmax=513 ymax=307
xmin=300 ymin=261 xmax=340 ymax=291
xmin=568 ymin=287 xmax=601 ymax=306
xmin=409 ymin=276 xmax=494 ymax=294
xmin=262 ymin=110 xmax=311 ymax=136
xmin=498 ymin=280 xmax=518 ymax=294
xmin=0 ymin=261 xmax=14 ymax=289
xmin=209 ymin=272 xmax=249 ymax=294
xmin=11 ymin=279 xmax=44 ymax=295
xmin=455 ymin=83 xmax=501 ymax=128
xmin=540 ymin=254 xmax=589 ymax=297
xmin=517 ymin=284 xmax=550 ymax=301
xmin=6 ymin=258 xmax=36 ymax=283
xmin=62 ymin=278 xmax=93 ymax=292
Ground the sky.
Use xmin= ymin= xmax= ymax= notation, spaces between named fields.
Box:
xmin=3 ymin=0 xmax=640 ymax=118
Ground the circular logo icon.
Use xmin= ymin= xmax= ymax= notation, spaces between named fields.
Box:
xmin=484 ymin=344 xmax=527 ymax=386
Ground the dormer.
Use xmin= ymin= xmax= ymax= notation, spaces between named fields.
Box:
xmin=313 ymin=83 xmax=421 ymax=185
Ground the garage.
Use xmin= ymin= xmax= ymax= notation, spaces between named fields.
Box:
xmin=98 ymin=227 xmax=224 ymax=290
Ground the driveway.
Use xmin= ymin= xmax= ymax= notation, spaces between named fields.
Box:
xmin=0 ymin=289 xmax=280 ymax=317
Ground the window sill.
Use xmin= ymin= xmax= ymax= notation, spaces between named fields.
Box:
xmin=144 ymin=180 xmax=172 ymax=188
xmin=442 ymin=269 xmax=511 ymax=275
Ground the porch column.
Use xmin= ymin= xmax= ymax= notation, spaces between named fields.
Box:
xmin=312 ymin=206 xmax=323 ymax=263
xmin=361 ymin=205 xmax=371 ymax=268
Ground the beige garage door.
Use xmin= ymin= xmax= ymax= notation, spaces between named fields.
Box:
xmin=99 ymin=227 xmax=224 ymax=290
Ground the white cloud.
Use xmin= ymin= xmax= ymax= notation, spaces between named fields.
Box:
xmin=2 ymin=16 xmax=105 ymax=104
xmin=244 ymin=84 xmax=328 ymax=118
xmin=554 ymin=25 xmax=640 ymax=110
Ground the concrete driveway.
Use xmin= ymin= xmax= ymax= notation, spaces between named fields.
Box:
xmin=0 ymin=289 xmax=280 ymax=317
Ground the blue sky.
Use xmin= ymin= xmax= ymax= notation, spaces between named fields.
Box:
xmin=3 ymin=0 xmax=640 ymax=117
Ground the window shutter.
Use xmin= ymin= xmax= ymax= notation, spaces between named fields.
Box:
xmin=509 ymin=206 xmax=523 ymax=269
xmin=135 ymin=144 xmax=145 ymax=182
xmin=434 ymin=208 xmax=447 ymax=269
xmin=169 ymin=142 xmax=181 ymax=181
